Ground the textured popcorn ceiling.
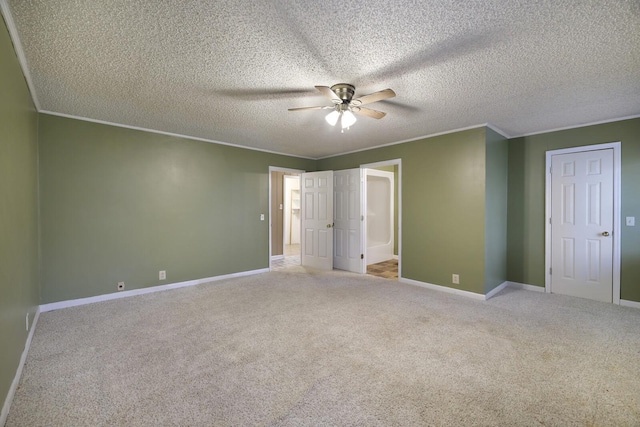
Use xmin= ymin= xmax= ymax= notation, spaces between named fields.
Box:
xmin=4 ymin=0 xmax=640 ymax=158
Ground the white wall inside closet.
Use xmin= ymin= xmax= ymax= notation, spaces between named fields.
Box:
xmin=284 ymin=175 xmax=301 ymax=245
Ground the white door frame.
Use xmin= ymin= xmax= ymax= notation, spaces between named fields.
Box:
xmin=268 ymin=166 xmax=305 ymax=271
xmin=544 ymin=142 xmax=621 ymax=304
xmin=360 ymin=159 xmax=402 ymax=279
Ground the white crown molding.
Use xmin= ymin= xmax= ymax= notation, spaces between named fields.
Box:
xmin=319 ymin=114 xmax=640 ymax=160
xmin=317 ymin=123 xmax=493 ymax=160
xmin=318 ymin=122 xmax=514 ymax=160
xmin=511 ymin=114 xmax=640 ymax=139
xmin=39 ymin=110 xmax=316 ymax=160
xmin=0 ymin=1 xmax=40 ymax=110
xmin=485 ymin=123 xmax=511 ymax=139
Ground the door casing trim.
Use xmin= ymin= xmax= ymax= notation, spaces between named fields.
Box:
xmin=360 ymin=159 xmax=402 ymax=280
xmin=544 ymin=142 xmax=621 ymax=304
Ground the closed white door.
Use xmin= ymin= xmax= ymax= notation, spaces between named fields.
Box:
xmin=333 ymin=168 xmax=364 ymax=273
xmin=301 ymin=171 xmax=334 ymax=270
xmin=551 ymin=149 xmax=614 ymax=302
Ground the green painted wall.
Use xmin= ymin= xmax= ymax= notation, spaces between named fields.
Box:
xmin=507 ymin=118 xmax=640 ymax=302
xmin=0 ymin=13 xmax=40 ymax=413
xmin=319 ymin=128 xmax=488 ymax=294
xmin=484 ymin=128 xmax=508 ymax=293
xmin=38 ymin=115 xmax=315 ymax=303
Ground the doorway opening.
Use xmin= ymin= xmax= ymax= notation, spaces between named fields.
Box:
xmin=269 ymin=167 xmax=304 ymax=271
xmin=361 ymin=159 xmax=401 ymax=280
xmin=283 ymin=175 xmax=301 ymax=265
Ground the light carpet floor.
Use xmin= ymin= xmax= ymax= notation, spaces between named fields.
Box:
xmin=7 ymin=268 xmax=640 ymax=426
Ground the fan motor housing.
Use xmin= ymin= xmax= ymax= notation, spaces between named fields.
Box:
xmin=331 ymin=83 xmax=356 ymax=104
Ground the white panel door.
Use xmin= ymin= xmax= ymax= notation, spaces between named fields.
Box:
xmin=333 ymin=168 xmax=364 ymax=273
xmin=301 ymin=171 xmax=334 ymax=270
xmin=551 ymin=149 xmax=614 ymax=302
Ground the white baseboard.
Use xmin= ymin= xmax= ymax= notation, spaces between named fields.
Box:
xmin=505 ymin=282 xmax=638 ymax=308
xmin=398 ymin=278 xmax=550 ymax=302
xmin=485 ymin=281 xmax=509 ymax=299
xmin=1 ymin=307 xmax=40 ymax=427
xmin=40 ymin=268 xmax=269 ymax=313
xmin=620 ymin=299 xmax=640 ymax=309
xmin=506 ymin=281 xmax=546 ymax=292
xmin=399 ymin=278 xmax=487 ymax=301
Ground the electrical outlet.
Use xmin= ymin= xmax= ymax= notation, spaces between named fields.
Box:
xmin=159 ymin=270 xmax=166 ymax=280
xmin=117 ymin=282 xmax=125 ymax=291
xmin=452 ymin=274 xmax=460 ymax=284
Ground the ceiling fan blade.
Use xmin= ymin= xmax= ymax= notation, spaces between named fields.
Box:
xmin=288 ymin=106 xmax=332 ymax=111
xmin=315 ymin=86 xmax=342 ymax=104
xmin=353 ymin=107 xmax=386 ymax=119
xmin=351 ymin=88 xmax=396 ymax=106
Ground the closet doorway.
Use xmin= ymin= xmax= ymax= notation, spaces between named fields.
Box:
xmin=361 ymin=159 xmax=401 ymax=280
xmin=283 ymin=175 xmax=301 ymax=259
xmin=269 ymin=167 xmax=303 ymax=271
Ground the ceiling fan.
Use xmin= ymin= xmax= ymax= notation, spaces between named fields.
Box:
xmin=288 ymin=84 xmax=396 ymax=130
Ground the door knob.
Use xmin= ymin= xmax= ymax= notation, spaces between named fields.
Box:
xmin=602 ymin=231 xmax=610 ymax=237
xmin=326 ymin=223 xmax=333 ymax=228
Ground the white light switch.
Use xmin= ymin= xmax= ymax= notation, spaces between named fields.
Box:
xmin=626 ymin=216 xmax=635 ymax=226
xmin=260 ymin=214 xmax=265 ymax=221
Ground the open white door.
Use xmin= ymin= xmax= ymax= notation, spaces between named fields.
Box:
xmin=550 ymin=148 xmax=614 ymax=302
xmin=333 ymin=168 xmax=364 ymax=273
xmin=301 ymin=171 xmax=334 ymax=270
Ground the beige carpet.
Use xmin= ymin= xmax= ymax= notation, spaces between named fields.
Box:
xmin=7 ymin=268 xmax=640 ymax=426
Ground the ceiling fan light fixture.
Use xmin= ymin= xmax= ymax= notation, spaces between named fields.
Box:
xmin=325 ymin=110 xmax=340 ymax=126
xmin=341 ymin=110 xmax=357 ymax=128
xmin=291 ymin=83 xmax=395 ymax=130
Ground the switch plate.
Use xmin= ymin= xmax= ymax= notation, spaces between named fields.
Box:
xmin=626 ymin=216 xmax=635 ymax=226
xmin=159 ymin=270 xmax=166 ymax=280
xmin=452 ymin=274 xmax=460 ymax=284
xmin=260 ymin=214 xmax=265 ymax=221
